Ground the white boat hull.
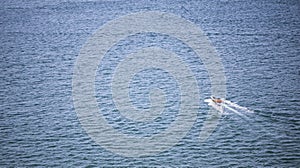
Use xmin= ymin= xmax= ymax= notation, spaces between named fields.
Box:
xmin=204 ymin=99 xmax=224 ymax=113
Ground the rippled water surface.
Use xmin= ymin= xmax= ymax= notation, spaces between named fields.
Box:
xmin=1 ymin=0 xmax=300 ymax=167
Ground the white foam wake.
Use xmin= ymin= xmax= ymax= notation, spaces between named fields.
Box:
xmin=222 ymin=103 xmax=244 ymax=117
xmin=224 ymin=100 xmax=254 ymax=113
xmin=204 ymin=98 xmax=254 ymax=117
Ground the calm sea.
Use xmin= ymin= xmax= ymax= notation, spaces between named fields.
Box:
xmin=1 ymin=0 xmax=299 ymax=167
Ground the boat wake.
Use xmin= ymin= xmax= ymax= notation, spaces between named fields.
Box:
xmin=205 ymin=98 xmax=254 ymax=118
xmin=224 ymin=100 xmax=253 ymax=113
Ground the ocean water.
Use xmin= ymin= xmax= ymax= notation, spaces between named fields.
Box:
xmin=1 ymin=0 xmax=300 ymax=167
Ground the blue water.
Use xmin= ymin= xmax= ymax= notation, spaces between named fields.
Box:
xmin=1 ymin=0 xmax=300 ymax=167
